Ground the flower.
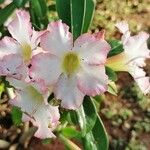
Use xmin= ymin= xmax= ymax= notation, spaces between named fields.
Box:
xmin=30 ymin=20 xmax=110 ymax=110
xmin=0 ymin=10 xmax=44 ymax=79
xmin=8 ymin=78 xmax=60 ymax=139
xmin=106 ymin=21 xmax=150 ymax=94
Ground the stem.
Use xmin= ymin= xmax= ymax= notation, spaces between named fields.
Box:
xmin=59 ymin=134 xmax=81 ymax=150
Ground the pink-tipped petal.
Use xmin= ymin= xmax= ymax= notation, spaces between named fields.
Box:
xmin=8 ymin=10 xmax=32 ymax=45
xmin=115 ymin=21 xmax=129 ymax=34
xmin=124 ymin=32 xmax=150 ymax=61
xmin=73 ymin=33 xmax=110 ymax=65
xmin=30 ymin=53 xmax=61 ymax=86
xmin=41 ymin=20 xmax=73 ymax=57
xmin=8 ymin=79 xmax=60 ymax=139
xmin=77 ymin=64 xmax=108 ymax=96
xmin=0 ymin=37 xmax=21 ymax=58
xmin=93 ymin=30 xmax=105 ymax=40
xmin=1 ymin=54 xmax=28 ymax=80
xmin=54 ymin=74 xmax=85 ymax=110
xmin=135 ymin=77 xmax=150 ymax=94
xmin=31 ymin=30 xmax=46 ymax=50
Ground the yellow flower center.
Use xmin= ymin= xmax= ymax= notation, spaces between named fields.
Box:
xmin=62 ymin=52 xmax=80 ymax=75
xmin=21 ymin=43 xmax=32 ymax=63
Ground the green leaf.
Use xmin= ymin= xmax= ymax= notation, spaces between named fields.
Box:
xmin=92 ymin=116 xmax=109 ymax=150
xmin=76 ymin=96 xmax=97 ymax=136
xmin=56 ymin=0 xmax=71 ymax=28
xmin=82 ymin=0 xmax=96 ymax=33
xmin=56 ymin=0 xmax=96 ymax=39
xmin=13 ymin=0 xmax=28 ymax=7
xmin=83 ymin=131 xmax=97 ymax=150
xmin=82 ymin=104 xmax=109 ymax=150
xmin=0 ymin=82 xmax=4 ymax=98
xmin=107 ymin=81 xmax=118 ymax=96
xmin=0 ymin=0 xmax=4 ymax=4
xmin=61 ymin=127 xmax=81 ymax=140
xmin=108 ymin=40 xmax=123 ymax=57
xmin=30 ymin=0 xmax=48 ymax=29
xmin=11 ymin=106 xmax=22 ymax=126
xmin=106 ymin=66 xmax=117 ymax=81
xmin=0 ymin=2 xmax=16 ymax=27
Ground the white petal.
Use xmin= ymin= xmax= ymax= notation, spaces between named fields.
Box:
xmin=54 ymin=74 xmax=85 ymax=110
xmin=1 ymin=54 xmax=28 ymax=80
xmin=41 ymin=20 xmax=73 ymax=57
xmin=73 ymin=33 xmax=110 ymax=65
xmin=30 ymin=53 xmax=62 ymax=86
xmin=77 ymin=64 xmax=108 ymax=96
xmin=8 ymin=10 xmax=32 ymax=45
xmin=8 ymin=79 xmax=60 ymax=139
xmin=0 ymin=37 xmax=21 ymax=58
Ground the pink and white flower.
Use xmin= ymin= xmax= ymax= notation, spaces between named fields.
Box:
xmin=30 ymin=21 xmax=110 ymax=110
xmin=0 ymin=10 xmax=44 ymax=79
xmin=8 ymin=78 xmax=60 ymax=139
xmin=106 ymin=21 xmax=150 ymax=94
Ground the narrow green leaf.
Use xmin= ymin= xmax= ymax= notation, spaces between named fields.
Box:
xmin=107 ymin=81 xmax=118 ymax=96
xmin=61 ymin=127 xmax=81 ymax=140
xmin=0 ymin=82 xmax=4 ymax=98
xmin=11 ymin=106 xmax=22 ymax=126
xmin=56 ymin=0 xmax=95 ymax=39
xmin=108 ymin=40 xmax=124 ymax=57
xmin=0 ymin=2 xmax=16 ymax=27
xmin=92 ymin=115 xmax=109 ymax=150
xmin=83 ymin=131 xmax=97 ymax=150
xmin=106 ymin=66 xmax=117 ymax=81
xmin=70 ymin=0 xmax=85 ymax=39
xmin=30 ymin=0 xmax=48 ymax=29
xmin=56 ymin=0 xmax=71 ymax=28
xmin=13 ymin=0 xmax=28 ymax=7
xmin=82 ymin=0 xmax=96 ymax=33
xmin=76 ymin=96 xmax=97 ymax=136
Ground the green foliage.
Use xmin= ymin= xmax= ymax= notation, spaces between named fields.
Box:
xmin=61 ymin=126 xmax=81 ymax=140
xmin=76 ymin=96 xmax=97 ymax=136
xmin=76 ymin=97 xmax=108 ymax=150
xmin=13 ymin=0 xmax=28 ymax=8
xmin=107 ymin=81 xmax=118 ymax=96
xmin=108 ymin=39 xmax=124 ymax=57
xmin=0 ymin=2 xmax=16 ymax=27
xmin=56 ymin=0 xmax=96 ymax=39
xmin=106 ymin=66 xmax=118 ymax=81
xmin=0 ymin=82 xmax=5 ymax=98
xmin=11 ymin=106 xmax=22 ymax=126
xmin=30 ymin=0 xmax=49 ymax=29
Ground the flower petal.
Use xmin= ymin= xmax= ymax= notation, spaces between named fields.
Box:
xmin=0 ymin=54 xmax=28 ymax=80
xmin=0 ymin=36 xmax=21 ymax=57
xmin=77 ymin=64 xmax=108 ymax=96
xmin=31 ymin=30 xmax=46 ymax=50
xmin=8 ymin=10 xmax=32 ymax=45
xmin=30 ymin=53 xmax=61 ymax=86
xmin=73 ymin=33 xmax=110 ymax=65
xmin=41 ymin=20 xmax=73 ymax=57
xmin=115 ymin=21 xmax=129 ymax=34
xmin=124 ymin=32 xmax=150 ymax=61
xmin=129 ymin=65 xmax=150 ymax=94
xmin=135 ymin=77 xmax=150 ymax=94
xmin=54 ymin=74 xmax=85 ymax=110
xmin=8 ymin=79 xmax=60 ymax=139
xmin=115 ymin=21 xmax=130 ymax=44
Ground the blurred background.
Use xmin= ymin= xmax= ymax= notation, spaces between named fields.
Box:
xmin=0 ymin=0 xmax=150 ymax=149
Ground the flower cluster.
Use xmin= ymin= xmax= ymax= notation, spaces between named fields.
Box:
xmin=0 ymin=10 xmax=149 ymax=139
